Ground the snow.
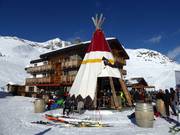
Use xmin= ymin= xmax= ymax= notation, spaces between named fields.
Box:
xmin=0 ymin=93 xmax=177 ymax=135
xmin=125 ymin=49 xmax=180 ymax=90
xmin=0 ymin=36 xmax=70 ymax=87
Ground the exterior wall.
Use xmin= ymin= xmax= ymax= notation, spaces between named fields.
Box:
xmin=25 ymin=86 xmax=38 ymax=92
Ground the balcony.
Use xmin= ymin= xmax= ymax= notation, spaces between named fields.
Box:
xmin=26 ymin=64 xmax=54 ymax=73
xmin=26 ymin=77 xmax=51 ymax=85
xmin=61 ymin=75 xmax=76 ymax=85
xmin=61 ymin=60 xmax=82 ymax=69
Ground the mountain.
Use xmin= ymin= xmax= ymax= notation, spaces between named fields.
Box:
xmin=0 ymin=36 xmax=179 ymax=90
xmin=125 ymin=49 xmax=180 ymax=90
xmin=0 ymin=36 xmax=70 ymax=87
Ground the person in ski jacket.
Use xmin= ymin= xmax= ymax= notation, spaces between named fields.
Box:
xmin=170 ymin=88 xmax=177 ymax=116
xmin=119 ymin=91 xmax=125 ymax=106
xmin=164 ymin=89 xmax=171 ymax=117
xmin=156 ymin=89 xmax=164 ymax=100
xmin=63 ymin=96 xmax=71 ymax=116
xmin=133 ymin=90 xmax=140 ymax=102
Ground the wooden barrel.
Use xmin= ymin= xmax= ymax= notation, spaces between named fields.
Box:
xmin=135 ymin=103 xmax=154 ymax=128
xmin=34 ymin=99 xmax=45 ymax=113
xmin=156 ymin=99 xmax=166 ymax=117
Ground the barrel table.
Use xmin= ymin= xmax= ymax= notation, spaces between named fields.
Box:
xmin=135 ymin=103 xmax=154 ymax=128
xmin=34 ymin=99 xmax=45 ymax=113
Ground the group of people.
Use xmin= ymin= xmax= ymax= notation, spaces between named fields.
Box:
xmin=130 ymin=87 xmax=179 ymax=118
xmin=63 ymin=96 xmax=85 ymax=116
xmin=131 ymin=89 xmax=152 ymax=103
xmin=156 ymin=88 xmax=179 ymax=117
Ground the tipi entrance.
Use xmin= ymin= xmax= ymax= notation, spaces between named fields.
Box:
xmin=96 ymin=77 xmax=120 ymax=109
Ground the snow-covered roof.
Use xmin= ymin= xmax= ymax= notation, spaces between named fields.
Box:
xmin=126 ymin=77 xmax=148 ymax=86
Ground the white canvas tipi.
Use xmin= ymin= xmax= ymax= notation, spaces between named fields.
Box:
xmin=69 ymin=14 xmax=121 ymax=101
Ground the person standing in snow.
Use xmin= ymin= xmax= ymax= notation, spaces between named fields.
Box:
xmin=175 ymin=88 xmax=180 ymax=114
xmin=164 ymin=89 xmax=171 ymax=117
xmin=170 ymin=88 xmax=177 ymax=116
xmin=63 ymin=96 xmax=71 ymax=116
xmin=133 ymin=89 xmax=140 ymax=102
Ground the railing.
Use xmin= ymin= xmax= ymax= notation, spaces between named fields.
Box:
xmin=61 ymin=60 xmax=82 ymax=69
xmin=26 ymin=77 xmax=51 ymax=84
xmin=61 ymin=75 xmax=76 ymax=84
xmin=26 ymin=65 xmax=53 ymax=73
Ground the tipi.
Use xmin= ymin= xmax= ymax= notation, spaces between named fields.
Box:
xmin=69 ymin=14 xmax=131 ymax=109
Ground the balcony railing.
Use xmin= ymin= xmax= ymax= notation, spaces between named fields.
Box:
xmin=26 ymin=77 xmax=51 ymax=85
xmin=61 ymin=60 xmax=82 ymax=69
xmin=61 ymin=75 xmax=76 ymax=84
xmin=26 ymin=65 xmax=53 ymax=73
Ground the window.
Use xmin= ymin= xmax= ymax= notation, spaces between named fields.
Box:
xmin=29 ymin=87 xmax=34 ymax=92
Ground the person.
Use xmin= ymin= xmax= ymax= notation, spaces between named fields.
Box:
xmin=63 ymin=96 xmax=71 ymax=116
xmin=170 ymin=88 xmax=177 ymax=116
xmin=133 ymin=89 xmax=140 ymax=102
xmin=155 ymin=89 xmax=166 ymax=117
xmin=47 ymin=99 xmax=55 ymax=110
xmin=120 ymin=91 xmax=125 ymax=106
xmin=156 ymin=89 xmax=164 ymax=100
xmin=63 ymin=91 xmax=69 ymax=100
xmin=164 ymin=89 xmax=171 ymax=117
xmin=175 ymin=88 xmax=180 ymax=114
xmin=77 ymin=100 xmax=84 ymax=114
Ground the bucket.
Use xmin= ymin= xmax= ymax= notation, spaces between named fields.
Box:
xmin=156 ymin=99 xmax=166 ymax=117
xmin=135 ymin=103 xmax=154 ymax=128
xmin=34 ymin=99 xmax=45 ymax=113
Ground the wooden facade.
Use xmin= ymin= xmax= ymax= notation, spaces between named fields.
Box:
xmin=25 ymin=38 xmax=129 ymax=97
xmin=7 ymin=83 xmax=25 ymax=96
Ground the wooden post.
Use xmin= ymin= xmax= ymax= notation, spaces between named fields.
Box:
xmin=109 ymin=77 xmax=121 ymax=109
xmin=119 ymin=79 xmax=132 ymax=106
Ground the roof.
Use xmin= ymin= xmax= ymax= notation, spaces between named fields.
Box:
xmin=40 ymin=38 xmax=129 ymax=59
xmin=126 ymin=77 xmax=148 ymax=86
xmin=30 ymin=58 xmax=48 ymax=64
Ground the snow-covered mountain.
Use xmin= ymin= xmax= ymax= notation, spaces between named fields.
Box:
xmin=125 ymin=49 xmax=180 ymax=90
xmin=0 ymin=36 xmax=180 ymax=90
xmin=0 ymin=36 xmax=70 ymax=87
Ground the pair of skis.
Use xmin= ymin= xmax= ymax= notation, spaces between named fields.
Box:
xmin=45 ymin=114 xmax=111 ymax=127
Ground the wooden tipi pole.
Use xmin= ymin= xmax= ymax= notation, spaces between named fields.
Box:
xmin=109 ymin=77 xmax=121 ymax=109
xmin=119 ymin=79 xmax=132 ymax=106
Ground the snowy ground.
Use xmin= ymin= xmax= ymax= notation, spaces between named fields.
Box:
xmin=0 ymin=93 xmax=178 ymax=135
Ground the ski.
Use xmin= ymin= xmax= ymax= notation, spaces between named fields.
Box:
xmin=45 ymin=114 xmax=111 ymax=127
xmin=169 ymin=125 xmax=180 ymax=134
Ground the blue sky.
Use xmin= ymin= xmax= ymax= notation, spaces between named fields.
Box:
xmin=0 ymin=0 xmax=180 ymax=62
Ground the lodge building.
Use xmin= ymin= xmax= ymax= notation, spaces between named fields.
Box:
xmin=24 ymin=38 xmax=129 ymax=97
